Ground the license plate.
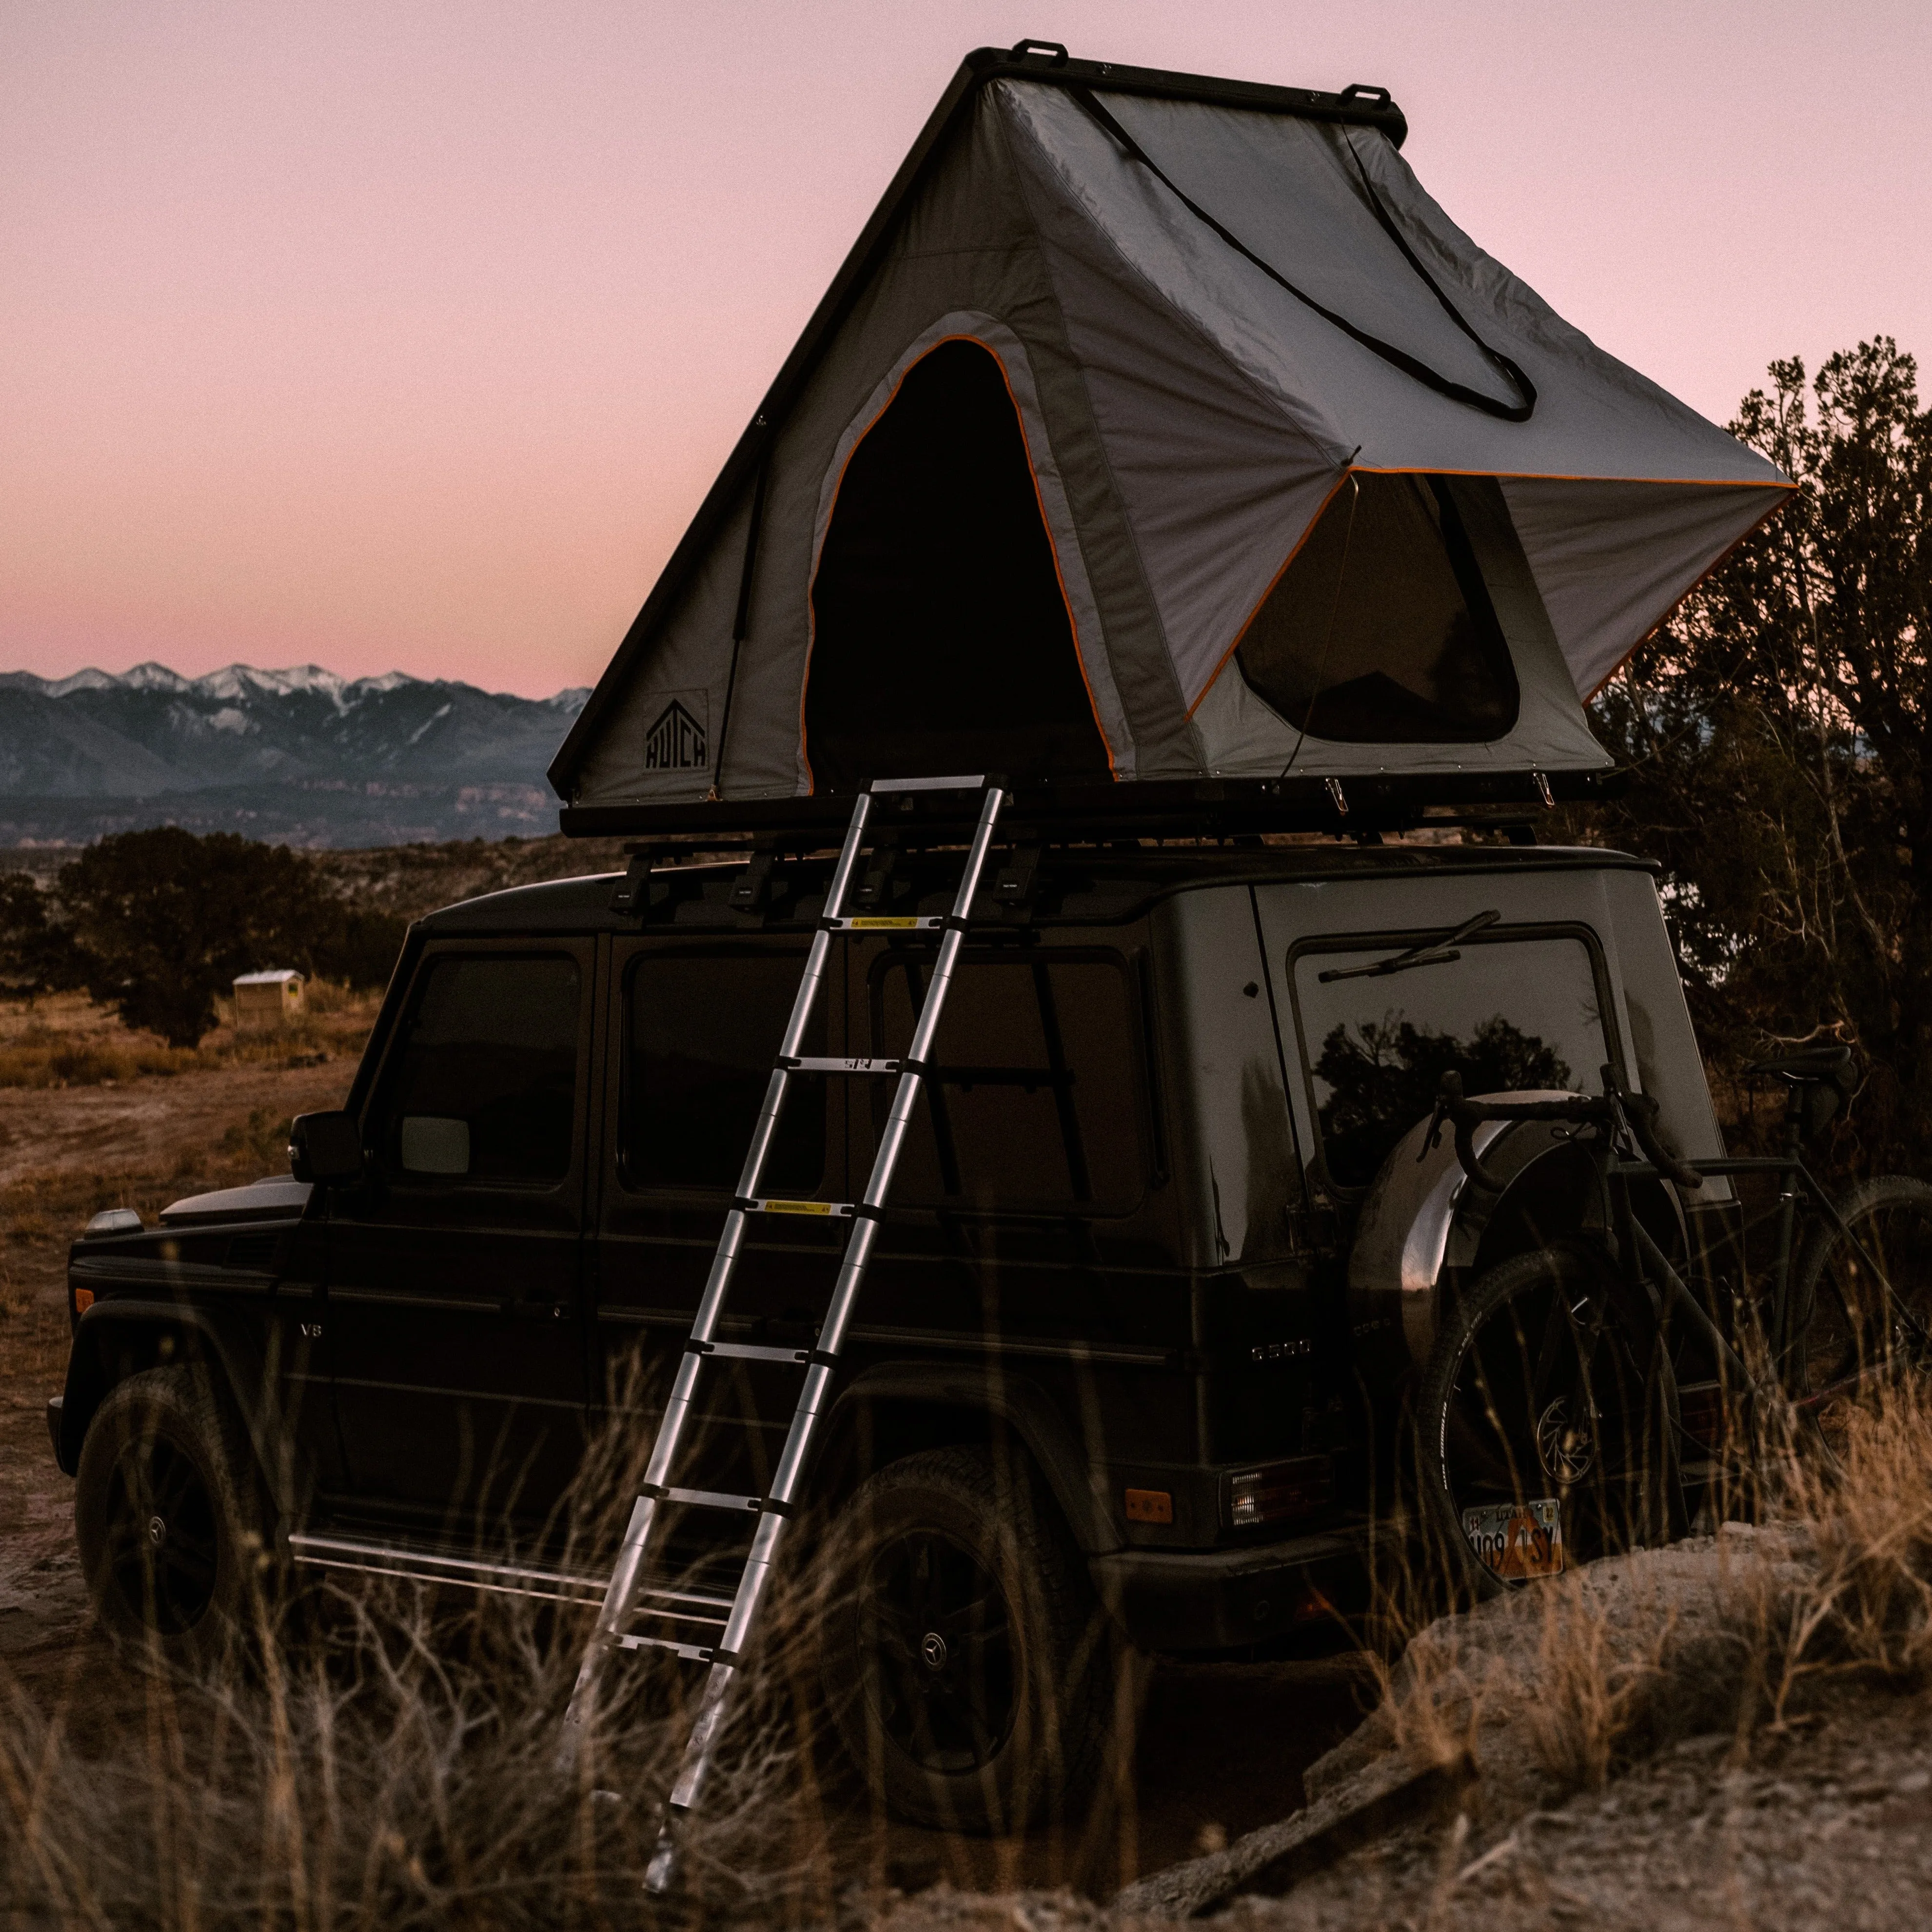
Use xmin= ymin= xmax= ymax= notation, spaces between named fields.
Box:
xmin=1462 ymin=1499 xmax=1564 ymax=1580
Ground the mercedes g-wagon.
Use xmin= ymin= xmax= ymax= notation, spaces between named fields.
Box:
xmin=48 ymin=831 xmax=1721 ymax=1821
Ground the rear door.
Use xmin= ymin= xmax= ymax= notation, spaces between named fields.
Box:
xmin=326 ymin=940 xmax=594 ymax=1531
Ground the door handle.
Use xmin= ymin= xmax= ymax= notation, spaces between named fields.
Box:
xmin=505 ymin=1299 xmax=573 ymax=1322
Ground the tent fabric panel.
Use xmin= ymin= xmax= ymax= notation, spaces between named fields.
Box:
xmin=1004 ymin=81 xmax=1786 ymax=488
xmin=800 ymin=314 xmax=1124 ymax=785
xmin=1002 ymin=88 xmax=1348 ymax=714
xmin=1093 ymin=91 xmax=1518 ymax=406
xmin=1186 ymin=476 xmax=1608 ymax=779
xmin=962 ymin=91 xmax=1198 ymax=776
xmin=1500 ymin=476 xmax=1788 ymax=698
xmin=566 ymin=485 xmax=764 ymax=805
xmin=1447 ymin=475 xmax=1612 ymax=770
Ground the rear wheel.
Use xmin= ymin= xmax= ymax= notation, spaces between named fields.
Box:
xmin=1417 ymin=1242 xmax=1684 ymax=1600
xmin=816 ymin=1445 xmax=1111 ymax=1833
xmin=1793 ymin=1175 xmax=1932 ymax=1443
xmin=75 ymin=1366 xmax=272 ymax=1670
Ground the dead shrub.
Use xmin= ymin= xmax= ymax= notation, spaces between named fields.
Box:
xmin=1771 ymin=1383 xmax=1932 ymax=1708
xmin=1522 ymin=1578 xmax=1673 ymax=1793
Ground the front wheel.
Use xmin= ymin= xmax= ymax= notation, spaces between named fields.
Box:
xmin=816 ymin=1445 xmax=1113 ymax=1833
xmin=1793 ymin=1175 xmax=1932 ymax=1438
xmin=74 ymin=1366 xmax=273 ymax=1669
xmin=1417 ymin=1242 xmax=1684 ymax=1600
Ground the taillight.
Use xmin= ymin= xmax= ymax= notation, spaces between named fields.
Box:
xmin=1227 ymin=1455 xmax=1333 ymax=1528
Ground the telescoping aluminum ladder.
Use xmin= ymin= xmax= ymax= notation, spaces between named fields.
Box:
xmin=557 ymin=775 xmax=1008 ymax=1892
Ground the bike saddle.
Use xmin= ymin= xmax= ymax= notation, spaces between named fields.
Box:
xmin=1744 ymin=1045 xmax=1856 ymax=1094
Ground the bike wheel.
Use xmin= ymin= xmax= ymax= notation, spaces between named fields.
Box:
xmin=1792 ymin=1176 xmax=1932 ymax=1438
xmin=1417 ymin=1242 xmax=1684 ymax=1600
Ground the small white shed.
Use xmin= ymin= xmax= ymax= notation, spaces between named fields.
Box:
xmin=233 ymin=969 xmax=305 ymax=1027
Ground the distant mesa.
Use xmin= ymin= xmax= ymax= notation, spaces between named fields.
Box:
xmin=0 ymin=663 xmax=590 ymax=849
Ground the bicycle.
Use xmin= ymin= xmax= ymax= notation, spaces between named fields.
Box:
xmin=1412 ymin=1049 xmax=1932 ymax=1597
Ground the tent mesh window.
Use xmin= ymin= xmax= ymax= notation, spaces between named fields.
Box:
xmin=804 ymin=338 xmax=1111 ymax=791
xmin=1235 ymin=473 xmax=1520 ymax=744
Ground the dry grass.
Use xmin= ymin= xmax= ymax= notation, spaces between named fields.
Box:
xmin=1768 ymin=1387 xmax=1932 ymax=1707
xmin=1350 ymin=1375 xmax=1932 ymax=1830
xmin=0 ymin=1355 xmax=847 ymax=1930
xmin=0 ymin=986 xmax=380 ymax=1090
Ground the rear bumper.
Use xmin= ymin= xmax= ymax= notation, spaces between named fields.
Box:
xmin=1088 ymin=1525 xmax=1373 ymax=1652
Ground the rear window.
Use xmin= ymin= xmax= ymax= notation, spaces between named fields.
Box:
xmin=1290 ymin=927 xmax=1614 ymax=1190
xmin=623 ymin=948 xmax=826 ymax=1194
xmin=866 ymin=949 xmax=1145 ymax=1214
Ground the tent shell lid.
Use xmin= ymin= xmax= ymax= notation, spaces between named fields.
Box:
xmin=546 ymin=45 xmax=1408 ymax=804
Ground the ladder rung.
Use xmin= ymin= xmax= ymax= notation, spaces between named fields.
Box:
xmin=615 ymin=1632 xmax=725 ymax=1664
xmin=741 ymin=1197 xmax=855 ymax=1218
xmin=782 ymin=1055 xmax=901 ymax=1075
xmin=827 ymin=914 xmax=945 ymax=931
xmin=665 ymin=1485 xmax=766 ymax=1514
xmin=869 ymin=774 xmax=986 ymax=794
xmin=702 ymin=1340 xmax=812 ymax=1364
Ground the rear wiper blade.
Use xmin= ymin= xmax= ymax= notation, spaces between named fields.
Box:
xmin=1317 ymin=910 xmax=1500 ymax=984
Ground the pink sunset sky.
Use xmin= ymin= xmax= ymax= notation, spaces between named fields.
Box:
xmin=4 ymin=1 xmax=1928 ymax=700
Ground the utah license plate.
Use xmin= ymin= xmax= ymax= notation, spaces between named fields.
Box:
xmin=1461 ymin=1498 xmax=1564 ymax=1580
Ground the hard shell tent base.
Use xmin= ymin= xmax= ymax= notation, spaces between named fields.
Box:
xmin=550 ymin=43 xmax=1789 ymax=834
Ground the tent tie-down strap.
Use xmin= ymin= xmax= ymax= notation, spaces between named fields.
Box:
xmin=1066 ymin=85 xmax=1537 ymax=425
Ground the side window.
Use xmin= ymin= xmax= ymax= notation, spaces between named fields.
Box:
xmin=869 ymin=949 xmax=1145 ymax=1214
xmin=1290 ymin=929 xmax=1612 ymax=1190
xmin=379 ymin=953 xmax=581 ymax=1185
xmin=624 ymin=949 xmax=826 ymax=1193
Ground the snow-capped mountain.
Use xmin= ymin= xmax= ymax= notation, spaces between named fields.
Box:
xmin=0 ymin=664 xmax=591 ymax=846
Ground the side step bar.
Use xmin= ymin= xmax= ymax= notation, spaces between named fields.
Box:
xmin=286 ymin=1530 xmax=733 ymax=1626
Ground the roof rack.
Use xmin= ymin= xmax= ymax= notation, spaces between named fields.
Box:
xmin=561 ymin=768 xmax=1622 ymax=858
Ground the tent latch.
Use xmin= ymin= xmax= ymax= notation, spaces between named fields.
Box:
xmin=1325 ymin=778 xmax=1349 ymax=817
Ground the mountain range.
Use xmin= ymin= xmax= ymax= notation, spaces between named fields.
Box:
xmin=0 ymin=664 xmax=588 ymax=848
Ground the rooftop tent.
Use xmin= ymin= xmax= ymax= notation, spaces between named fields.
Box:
xmin=551 ymin=44 xmax=1790 ymax=823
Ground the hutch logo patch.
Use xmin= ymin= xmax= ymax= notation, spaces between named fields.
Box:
xmin=644 ymin=694 xmax=709 ymax=772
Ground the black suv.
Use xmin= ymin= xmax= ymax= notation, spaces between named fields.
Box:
xmin=49 ymin=834 xmax=1723 ymax=1819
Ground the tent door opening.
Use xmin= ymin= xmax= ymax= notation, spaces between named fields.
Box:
xmin=1235 ymin=473 xmax=1521 ymax=745
xmin=804 ymin=337 xmax=1112 ymax=792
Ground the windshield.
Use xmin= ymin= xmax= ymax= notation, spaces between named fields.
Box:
xmin=1292 ymin=931 xmax=1612 ymax=1189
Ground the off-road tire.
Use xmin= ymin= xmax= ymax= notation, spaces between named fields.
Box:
xmin=816 ymin=1444 xmax=1112 ymax=1833
xmin=1417 ymin=1242 xmax=1684 ymax=1601
xmin=75 ymin=1365 xmax=274 ymax=1670
xmin=1792 ymin=1175 xmax=1932 ymax=1414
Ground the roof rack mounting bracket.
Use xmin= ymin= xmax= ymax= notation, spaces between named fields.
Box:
xmin=729 ymin=848 xmax=778 ymax=916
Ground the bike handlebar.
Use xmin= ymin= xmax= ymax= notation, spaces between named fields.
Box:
xmin=1426 ymin=1069 xmax=1703 ymax=1193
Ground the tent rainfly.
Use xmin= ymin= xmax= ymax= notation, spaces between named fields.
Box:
xmin=550 ymin=43 xmax=1790 ymax=826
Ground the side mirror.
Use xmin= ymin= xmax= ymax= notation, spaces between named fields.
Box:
xmin=289 ymin=1110 xmax=365 ymax=1186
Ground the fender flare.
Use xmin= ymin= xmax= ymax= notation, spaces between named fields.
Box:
xmin=817 ymin=1360 xmax=1120 ymax=1555
xmin=59 ymin=1300 xmax=304 ymax=1514
xmin=1347 ymin=1095 xmax=1589 ymax=1373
